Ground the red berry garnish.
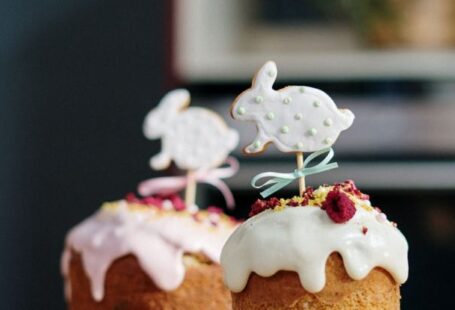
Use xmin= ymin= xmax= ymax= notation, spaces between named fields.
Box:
xmin=249 ymin=199 xmax=268 ymax=217
xmin=304 ymin=186 xmax=314 ymax=197
xmin=207 ymin=206 xmax=223 ymax=214
xmin=126 ymin=192 xmax=188 ymax=211
xmin=301 ymin=187 xmax=314 ymax=205
xmin=166 ymin=194 xmax=186 ymax=211
xmin=342 ymin=180 xmax=369 ymax=200
xmin=288 ymin=199 xmax=300 ymax=207
xmin=266 ymin=197 xmax=280 ymax=208
xmin=322 ymin=189 xmax=356 ymax=223
xmin=249 ymin=197 xmax=283 ymax=217
xmin=125 ymin=192 xmax=141 ymax=203
xmin=142 ymin=196 xmax=163 ymax=207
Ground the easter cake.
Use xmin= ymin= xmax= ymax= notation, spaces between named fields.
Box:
xmin=61 ymin=89 xmax=240 ymax=309
xmin=221 ymin=61 xmax=409 ymax=309
xmin=62 ymin=194 xmax=238 ymax=310
xmin=221 ymin=181 xmax=408 ymax=309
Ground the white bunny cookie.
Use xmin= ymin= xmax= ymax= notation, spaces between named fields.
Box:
xmin=144 ymin=89 xmax=239 ymax=171
xmin=231 ymin=61 xmax=354 ymax=154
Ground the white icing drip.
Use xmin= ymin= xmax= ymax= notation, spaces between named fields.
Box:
xmin=221 ymin=205 xmax=408 ymax=293
xmin=61 ymin=201 xmax=236 ymax=301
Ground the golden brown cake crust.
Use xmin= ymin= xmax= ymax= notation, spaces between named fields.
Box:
xmin=67 ymin=252 xmax=231 ymax=310
xmin=232 ymin=253 xmax=400 ymax=310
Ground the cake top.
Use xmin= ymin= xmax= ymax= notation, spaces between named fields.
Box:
xmin=220 ymin=180 xmax=408 ymax=293
xmin=62 ymin=195 xmax=238 ymax=301
xmin=249 ymin=179 xmax=371 ymax=219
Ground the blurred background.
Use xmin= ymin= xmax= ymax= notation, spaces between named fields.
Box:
xmin=1 ymin=0 xmax=454 ymax=308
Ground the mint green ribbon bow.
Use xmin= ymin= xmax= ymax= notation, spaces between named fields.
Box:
xmin=251 ymin=148 xmax=338 ymax=198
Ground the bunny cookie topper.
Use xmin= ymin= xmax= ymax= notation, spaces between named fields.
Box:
xmin=144 ymin=89 xmax=239 ymax=171
xmin=142 ymin=89 xmax=239 ymax=208
xmin=231 ymin=61 xmax=354 ymax=198
xmin=231 ymin=61 xmax=354 ymax=154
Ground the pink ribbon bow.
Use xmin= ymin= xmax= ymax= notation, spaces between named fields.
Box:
xmin=138 ymin=157 xmax=239 ymax=209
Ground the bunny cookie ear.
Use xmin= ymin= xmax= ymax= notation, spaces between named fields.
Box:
xmin=143 ymin=89 xmax=190 ymax=140
xmin=339 ymin=109 xmax=355 ymax=130
xmin=252 ymin=61 xmax=277 ymax=90
xmin=159 ymin=88 xmax=190 ymax=112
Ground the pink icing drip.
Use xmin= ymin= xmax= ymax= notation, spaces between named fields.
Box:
xmin=61 ymin=201 xmax=236 ymax=301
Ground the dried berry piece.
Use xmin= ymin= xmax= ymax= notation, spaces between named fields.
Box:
xmin=288 ymin=199 xmax=300 ymax=207
xmin=126 ymin=192 xmax=187 ymax=211
xmin=249 ymin=199 xmax=268 ymax=217
xmin=249 ymin=197 xmax=283 ymax=217
xmin=207 ymin=206 xmax=223 ymax=214
xmin=322 ymin=189 xmax=356 ymax=223
xmin=301 ymin=186 xmax=314 ymax=205
xmin=125 ymin=192 xmax=142 ymax=204
xmin=166 ymin=194 xmax=186 ymax=211
xmin=142 ymin=196 xmax=163 ymax=207
xmin=342 ymin=179 xmax=370 ymax=200
xmin=267 ymin=197 xmax=280 ymax=208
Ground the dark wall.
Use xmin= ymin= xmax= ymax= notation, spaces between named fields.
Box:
xmin=0 ymin=0 xmax=166 ymax=308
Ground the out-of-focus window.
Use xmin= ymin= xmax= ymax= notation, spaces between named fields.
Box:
xmin=173 ymin=0 xmax=455 ymax=82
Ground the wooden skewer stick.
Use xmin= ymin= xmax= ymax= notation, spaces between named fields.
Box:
xmin=296 ymin=152 xmax=305 ymax=196
xmin=185 ymin=170 xmax=197 ymax=208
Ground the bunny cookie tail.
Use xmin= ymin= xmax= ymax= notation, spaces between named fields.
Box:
xmin=150 ymin=152 xmax=172 ymax=170
xmin=226 ymin=129 xmax=239 ymax=152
